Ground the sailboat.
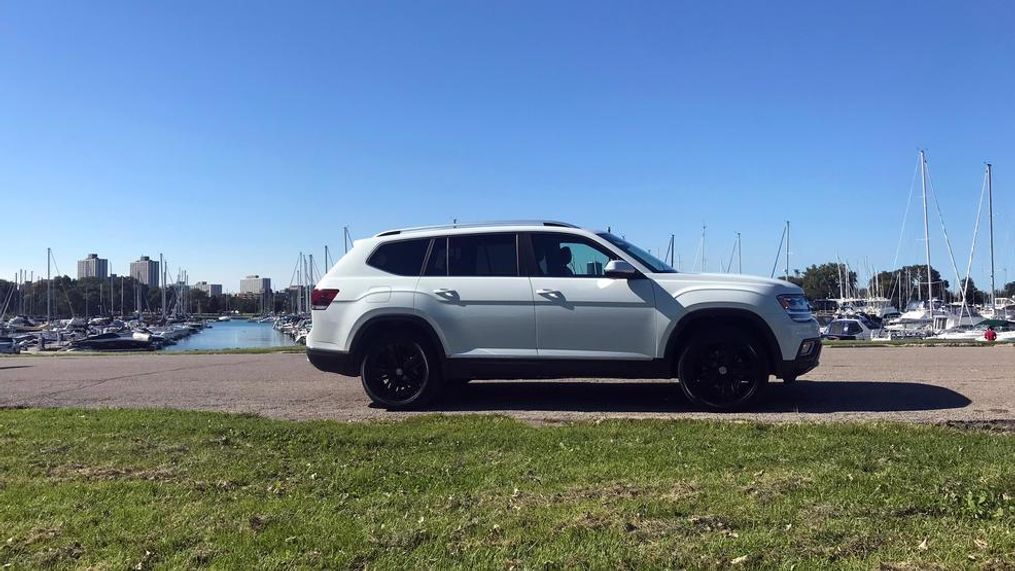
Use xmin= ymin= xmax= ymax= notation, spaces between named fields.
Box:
xmin=977 ymin=164 xmax=1010 ymax=320
xmin=884 ymin=151 xmax=948 ymax=332
xmin=930 ymin=162 xmax=1015 ymax=336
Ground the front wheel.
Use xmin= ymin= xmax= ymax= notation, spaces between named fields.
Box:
xmin=677 ymin=328 xmax=769 ymax=411
xmin=360 ymin=333 xmax=444 ymax=410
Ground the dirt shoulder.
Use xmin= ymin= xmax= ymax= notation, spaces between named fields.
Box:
xmin=1 ymin=345 xmax=1012 ymax=423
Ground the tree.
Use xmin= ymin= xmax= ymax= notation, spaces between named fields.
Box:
xmin=188 ymin=289 xmax=209 ymax=314
xmin=205 ymin=294 xmax=223 ymax=314
xmin=799 ymin=263 xmax=857 ymax=300
xmin=1003 ymin=281 xmax=1015 ymax=298
xmin=957 ymin=277 xmax=985 ymax=305
xmin=778 ymin=276 xmax=804 ymax=288
xmin=867 ymin=265 xmax=949 ymax=306
xmin=868 ymin=270 xmax=900 ymax=300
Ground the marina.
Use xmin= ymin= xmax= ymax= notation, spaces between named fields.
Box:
xmin=1 ymin=314 xmax=304 ymax=353
xmin=813 ymin=153 xmax=1013 ymax=342
xmin=2 ymin=149 xmax=1013 ymax=350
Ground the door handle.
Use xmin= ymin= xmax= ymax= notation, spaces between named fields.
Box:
xmin=536 ymin=288 xmax=561 ymax=296
xmin=433 ymin=288 xmax=458 ymax=298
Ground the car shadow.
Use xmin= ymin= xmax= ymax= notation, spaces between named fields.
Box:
xmin=429 ymin=380 xmax=972 ymax=414
xmin=0 ymin=365 xmax=32 ymax=371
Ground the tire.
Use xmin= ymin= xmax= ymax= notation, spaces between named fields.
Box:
xmin=677 ymin=327 xmax=769 ymax=411
xmin=359 ymin=332 xmax=444 ymax=410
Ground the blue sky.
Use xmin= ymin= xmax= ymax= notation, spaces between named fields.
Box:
xmin=3 ymin=1 xmax=1015 ymax=292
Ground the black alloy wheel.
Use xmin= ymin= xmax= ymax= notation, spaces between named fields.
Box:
xmin=677 ymin=330 xmax=768 ymax=411
xmin=360 ymin=335 xmax=441 ymax=409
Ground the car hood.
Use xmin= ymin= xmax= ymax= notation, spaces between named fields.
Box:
xmin=648 ymin=272 xmax=803 ymax=295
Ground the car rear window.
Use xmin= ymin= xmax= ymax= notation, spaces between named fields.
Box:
xmin=827 ymin=320 xmax=862 ymax=336
xmin=448 ymin=233 xmax=518 ymax=277
xmin=367 ymin=238 xmax=431 ymax=276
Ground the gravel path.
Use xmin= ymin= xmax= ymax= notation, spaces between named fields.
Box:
xmin=1 ymin=346 xmax=1013 ymax=424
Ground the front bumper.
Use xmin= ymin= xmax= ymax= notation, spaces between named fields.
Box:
xmin=775 ymin=337 xmax=821 ymax=380
xmin=306 ymin=347 xmax=359 ymax=377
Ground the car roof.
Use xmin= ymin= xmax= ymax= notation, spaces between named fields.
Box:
xmin=373 ymin=220 xmax=583 ymax=238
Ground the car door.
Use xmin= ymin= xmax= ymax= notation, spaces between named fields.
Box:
xmin=414 ymin=233 xmax=537 ymax=358
xmin=526 ymin=232 xmax=657 ymax=359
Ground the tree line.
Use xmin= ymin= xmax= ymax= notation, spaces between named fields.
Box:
xmin=783 ymin=262 xmax=1015 ymax=305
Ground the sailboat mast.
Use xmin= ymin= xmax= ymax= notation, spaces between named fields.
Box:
xmin=920 ymin=150 xmax=933 ymax=303
xmin=160 ymin=253 xmax=166 ymax=320
xmin=784 ymin=221 xmax=790 ymax=280
xmin=836 ymin=255 xmax=844 ymax=299
xmin=46 ymin=247 xmax=51 ymax=323
xmin=700 ymin=225 xmax=706 ymax=272
xmin=737 ymin=232 xmax=742 ymax=274
xmin=987 ymin=163 xmax=996 ymax=313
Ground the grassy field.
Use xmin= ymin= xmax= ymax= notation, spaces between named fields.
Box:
xmin=0 ymin=410 xmax=1013 ymax=569
xmin=822 ymin=339 xmax=1012 ymax=348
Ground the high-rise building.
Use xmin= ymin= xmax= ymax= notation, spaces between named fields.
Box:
xmin=240 ymin=275 xmax=271 ymax=295
xmin=77 ymin=253 xmax=109 ymax=279
xmin=130 ymin=256 xmax=160 ymax=286
xmin=194 ymin=281 xmax=223 ymax=296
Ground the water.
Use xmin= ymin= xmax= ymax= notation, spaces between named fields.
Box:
xmin=162 ymin=320 xmax=295 ymax=352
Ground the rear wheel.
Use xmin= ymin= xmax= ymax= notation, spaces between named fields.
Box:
xmin=677 ymin=327 xmax=768 ymax=411
xmin=360 ymin=333 xmax=444 ymax=410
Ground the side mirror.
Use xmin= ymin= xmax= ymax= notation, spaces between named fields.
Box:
xmin=604 ymin=259 xmax=639 ymax=279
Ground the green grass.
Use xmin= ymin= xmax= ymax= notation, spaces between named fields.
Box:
xmin=822 ymin=339 xmax=1008 ymax=348
xmin=0 ymin=410 xmax=1013 ymax=569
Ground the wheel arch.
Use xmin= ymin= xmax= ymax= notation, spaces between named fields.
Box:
xmin=349 ymin=314 xmax=448 ymax=373
xmin=663 ymin=308 xmax=781 ymax=374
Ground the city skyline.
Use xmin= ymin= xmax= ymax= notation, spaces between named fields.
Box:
xmin=7 ymin=250 xmax=277 ymax=296
xmin=3 ymin=2 xmax=1015 ymax=290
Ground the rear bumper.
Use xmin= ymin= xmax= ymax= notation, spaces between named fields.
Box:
xmin=775 ymin=338 xmax=821 ymax=380
xmin=306 ymin=347 xmax=359 ymax=376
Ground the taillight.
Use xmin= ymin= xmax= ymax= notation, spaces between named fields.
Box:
xmin=311 ymin=288 xmax=339 ymax=310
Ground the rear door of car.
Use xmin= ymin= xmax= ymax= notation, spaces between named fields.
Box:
xmin=414 ymin=232 xmax=537 ymax=358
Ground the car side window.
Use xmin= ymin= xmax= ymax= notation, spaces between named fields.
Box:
xmin=424 ymin=237 xmax=448 ymax=276
xmin=531 ymin=233 xmax=617 ymax=278
xmin=366 ymin=238 xmax=431 ymax=276
xmin=448 ymin=234 xmax=518 ymax=277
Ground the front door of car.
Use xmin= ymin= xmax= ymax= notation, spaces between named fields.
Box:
xmin=526 ymin=232 xmax=657 ymax=359
xmin=414 ymin=233 xmax=537 ymax=358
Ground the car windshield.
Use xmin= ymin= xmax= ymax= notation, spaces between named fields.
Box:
xmin=596 ymin=232 xmax=676 ymax=273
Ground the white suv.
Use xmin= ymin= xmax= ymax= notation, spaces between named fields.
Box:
xmin=307 ymin=221 xmax=820 ymax=411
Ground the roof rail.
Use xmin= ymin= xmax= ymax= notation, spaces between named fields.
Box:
xmin=375 ymin=220 xmax=578 ymax=237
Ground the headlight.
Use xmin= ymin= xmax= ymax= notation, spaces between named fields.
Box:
xmin=777 ymin=294 xmax=813 ymax=322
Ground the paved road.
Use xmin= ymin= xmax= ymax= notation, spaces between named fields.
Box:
xmin=1 ymin=346 xmax=1013 ymax=424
